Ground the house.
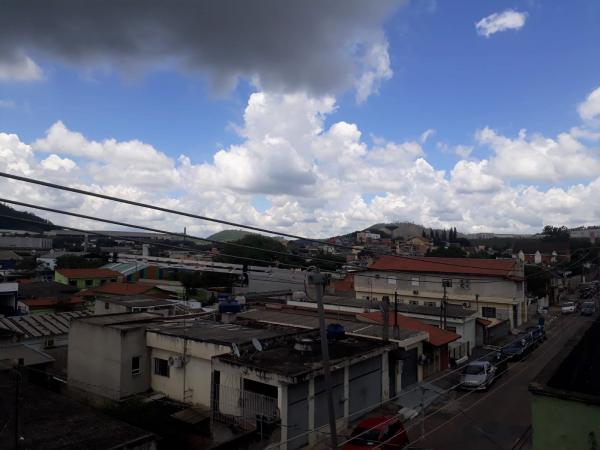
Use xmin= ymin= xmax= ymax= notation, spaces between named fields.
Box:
xmin=213 ymin=329 xmax=396 ymax=449
xmin=529 ymin=318 xmax=600 ymax=450
xmin=94 ymin=296 xmax=181 ymax=316
xmin=0 ymin=282 xmax=19 ymax=316
xmin=238 ymin=305 xmax=428 ymax=387
xmin=512 ymin=240 xmax=570 ymax=265
xmin=356 ymin=231 xmax=381 ymax=243
xmin=355 ymin=256 xmax=526 ymax=330
xmin=18 ymin=281 xmax=82 ymax=313
xmin=0 ymin=236 xmax=52 ymax=249
xmin=396 ymin=236 xmax=433 ymax=256
xmin=55 ymin=268 xmax=121 ymax=288
xmin=0 ymin=250 xmax=22 ymax=273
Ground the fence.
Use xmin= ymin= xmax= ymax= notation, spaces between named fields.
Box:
xmin=212 ymin=384 xmax=280 ymax=429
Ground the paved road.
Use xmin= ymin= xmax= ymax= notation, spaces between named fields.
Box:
xmin=406 ymin=313 xmax=595 ymax=450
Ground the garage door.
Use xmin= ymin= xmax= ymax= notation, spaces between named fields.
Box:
xmin=349 ymin=356 xmax=382 ymax=420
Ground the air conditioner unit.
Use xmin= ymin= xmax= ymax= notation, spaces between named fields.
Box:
xmin=168 ymin=356 xmax=185 ymax=368
xmin=413 ymin=290 xmax=419 ymax=295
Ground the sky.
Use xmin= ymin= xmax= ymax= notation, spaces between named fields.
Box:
xmin=1 ymin=0 xmax=600 ymax=238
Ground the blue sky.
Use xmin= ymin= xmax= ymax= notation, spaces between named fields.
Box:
xmin=1 ymin=0 xmax=600 ymax=236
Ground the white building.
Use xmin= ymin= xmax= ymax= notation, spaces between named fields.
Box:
xmin=355 ymin=256 xmax=526 ymax=330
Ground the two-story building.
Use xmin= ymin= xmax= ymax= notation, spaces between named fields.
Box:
xmin=355 ymin=256 xmax=526 ymax=330
xmin=55 ymin=268 xmax=121 ymax=289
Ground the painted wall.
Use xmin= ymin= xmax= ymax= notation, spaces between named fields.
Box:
xmin=355 ymin=270 xmax=526 ymax=328
xmin=532 ymin=394 xmax=600 ymax=450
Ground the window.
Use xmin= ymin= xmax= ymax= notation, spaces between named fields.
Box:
xmin=44 ymin=338 xmax=54 ymax=348
xmin=132 ymin=356 xmax=141 ymax=376
xmin=68 ymin=280 xmax=77 ymax=286
xmin=446 ymin=326 xmax=457 ymax=333
xmin=425 ymin=301 xmax=437 ymax=307
xmin=482 ymin=307 xmax=496 ymax=318
xmin=411 ymin=277 xmax=420 ymax=287
xmin=387 ymin=276 xmax=397 ymax=285
xmin=85 ymin=279 xmax=93 ymax=287
xmin=409 ymin=300 xmax=419 ymax=305
xmin=460 ymin=279 xmax=470 ymax=289
xmin=154 ymin=357 xmax=169 ymax=377
xmin=104 ymin=302 xmax=110 ymax=310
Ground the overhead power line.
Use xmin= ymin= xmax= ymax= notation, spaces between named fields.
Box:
xmin=0 ymin=171 xmax=554 ymax=275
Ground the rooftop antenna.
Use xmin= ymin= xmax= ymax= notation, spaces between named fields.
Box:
xmin=232 ymin=342 xmax=241 ymax=357
xmin=252 ymin=338 xmax=263 ymax=352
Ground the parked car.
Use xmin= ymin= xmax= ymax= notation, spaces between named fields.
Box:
xmin=460 ymin=361 xmax=497 ymax=390
xmin=581 ymin=301 xmax=596 ymax=316
xmin=525 ymin=325 xmax=546 ymax=344
xmin=343 ymin=416 xmax=408 ymax=450
xmin=501 ymin=334 xmax=534 ymax=360
xmin=561 ymin=302 xmax=576 ymax=314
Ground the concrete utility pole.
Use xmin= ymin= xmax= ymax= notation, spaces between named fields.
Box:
xmin=382 ymin=296 xmax=390 ymax=342
xmin=393 ymin=291 xmax=400 ymax=338
xmin=307 ymin=269 xmax=338 ymax=449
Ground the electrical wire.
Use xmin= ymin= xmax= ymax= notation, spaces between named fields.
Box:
xmin=0 ymin=171 xmax=566 ymax=275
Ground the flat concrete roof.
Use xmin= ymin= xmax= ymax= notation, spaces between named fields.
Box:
xmin=147 ymin=319 xmax=299 ymax=346
xmin=99 ymin=296 xmax=175 ymax=308
xmin=218 ymin=335 xmax=392 ymax=378
xmin=238 ymin=307 xmax=426 ymax=346
xmin=0 ymin=343 xmax=54 ymax=367
xmin=75 ymin=312 xmax=162 ymax=327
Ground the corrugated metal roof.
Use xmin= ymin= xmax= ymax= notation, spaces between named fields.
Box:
xmin=0 ymin=311 xmax=89 ymax=339
xmin=102 ymin=262 xmax=149 ymax=276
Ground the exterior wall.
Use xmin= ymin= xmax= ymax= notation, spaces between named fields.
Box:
xmin=95 ymin=300 xmax=129 ymax=315
xmin=532 ymin=394 xmax=600 ymax=450
xmin=0 ymin=236 xmax=52 ymax=249
xmin=146 ymin=332 xmax=231 ymax=407
xmin=54 ymin=272 xmax=118 ymax=289
xmin=355 ymin=270 xmax=526 ymax=329
xmin=68 ymin=321 xmax=150 ymax=400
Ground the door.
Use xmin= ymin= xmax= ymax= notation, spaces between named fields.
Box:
xmin=400 ymin=348 xmax=418 ymax=388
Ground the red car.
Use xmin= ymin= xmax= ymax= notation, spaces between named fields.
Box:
xmin=342 ymin=416 xmax=409 ymax=449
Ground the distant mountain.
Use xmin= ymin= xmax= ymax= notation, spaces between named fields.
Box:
xmin=364 ymin=222 xmax=425 ymax=239
xmin=207 ymin=229 xmax=255 ymax=242
xmin=0 ymin=203 xmax=55 ymax=233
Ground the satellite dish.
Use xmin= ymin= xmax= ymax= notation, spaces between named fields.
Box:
xmin=252 ymin=338 xmax=263 ymax=352
xmin=232 ymin=343 xmax=241 ymax=357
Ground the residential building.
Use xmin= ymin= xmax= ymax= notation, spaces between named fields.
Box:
xmin=355 ymin=256 xmax=526 ymax=330
xmin=18 ymin=280 xmax=82 ymax=313
xmin=0 ymin=250 xmax=22 ymax=273
xmin=513 ymin=240 xmax=570 ymax=265
xmin=529 ymin=318 xmax=600 ymax=450
xmin=356 ymin=231 xmax=381 ymax=243
xmin=0 ymin=236 xmax=52 ymax=249
xmin=213 ymin=329 xmax=396 ymax=449
xmin=95 ymin=296 xmax=181 ymax=316
xmin=396 ymin=235 xmax=433 ymax=256
xmin=55 ymin=268 xmax=121 ymax=288
xmin=0 ymin=282 xmax=19 ymax=316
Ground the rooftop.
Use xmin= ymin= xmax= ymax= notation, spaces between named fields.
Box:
xmin=102 ymin=261 xmax=149 ymax=276
xmin=529 ymin=318 xmax=600 ymax=405
xmin=55 ymin=268 xmax=121 ymax=279
xmin=0 ymin=376 xmax=156 ymax=449
xmin=369 ymin=256 xmax=523 ymax=280
xmin=238 ymin=306 xmax=424 ymax=345
xmin=100 ymin=296 xmax=176 ymax=308
xmin=218 ymin=333 xmax=391 ymax=378
xmin=18 ymin=280 xmax=79 ymax=298
xmin=0 ymin=250 xmax=23 ymax=260
xmin=148 ymin=318 xmax=298 ymax=346
xmin=76 ymin=312 xmax=162 ymax=328
xmin=359 ymin=311 xmax=460 ymax=346
xmin=88 ymin=281 xmax=157 ymax=296
xmin=0 ymin=311 xmax=89 ymax=339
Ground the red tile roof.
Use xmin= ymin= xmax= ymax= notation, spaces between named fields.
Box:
xmin=92 ymin=282 xmax=155 ymax=296
xmin=369 ymin=256 xmax=522 ymax=280
xmin=359 ymin=311 xmax=460 ymax=347
xmin=56 ymin=268 xmax=121 ymax=279
xmin=22 ymin=297 xmax=84 ymax=307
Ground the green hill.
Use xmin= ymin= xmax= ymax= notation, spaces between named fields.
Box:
xmin=0 ymin=203 xmax=55 ymax=233
xmin=207 ymin=229 xmax=255 ymax=242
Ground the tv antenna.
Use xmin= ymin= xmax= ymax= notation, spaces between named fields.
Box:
xmin=252 ymin=338 xmax=263 ymax=352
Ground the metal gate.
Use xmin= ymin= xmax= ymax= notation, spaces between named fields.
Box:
xmin=401 ymin=348 xmax=418 ymax=387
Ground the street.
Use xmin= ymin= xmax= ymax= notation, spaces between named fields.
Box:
xmin=406 ymin=312 xmax=596 ymax=450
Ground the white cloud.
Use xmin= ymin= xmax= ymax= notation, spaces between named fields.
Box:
xmin=420 ymin=129 xmax=436 ymax=143
xmin=476 ymin=10 xmax=527 ymax=38
xmin=3 ymin=86 xmax=600 ymax=236
xmin=578 ymin=86 xmax=600 ymax=122
xmin=0 ymin=54 xmax=43 ymax=82
xmin=0 ymin=100 xmax=15 ymax=108
xmin=354 ymin=39 xmax=394 ymax=103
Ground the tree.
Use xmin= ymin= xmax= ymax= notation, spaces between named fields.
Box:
xmin=442 ymin=229 xmax=448 ymax=242
xmin=541 ymin=225 xmax=570 ymax=241
xmin=422 ymin=229 xmax=427 ymax=238
xmin=426 ymin=246 xmax=466 ymax=258
xmin=216 ymin=234 xmax=291 ymax=267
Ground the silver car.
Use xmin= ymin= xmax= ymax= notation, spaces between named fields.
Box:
xmin=460 ymin=361 xmax=496 ymax=390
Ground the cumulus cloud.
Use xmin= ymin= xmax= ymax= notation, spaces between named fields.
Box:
xmin=0 ymin=53 xmax=43 ymax=82
xmin=475 ymin=10 xmax=527 ymax=38
xmin=578 ymin=86 xmax=600 ymax=122
xmin=3 ymin=85 xmax=600 ymax=237
xmin=0 ymin=0 xmax=402 ymax=100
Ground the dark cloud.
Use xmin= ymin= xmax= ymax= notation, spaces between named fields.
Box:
xmin=0 ymin=0 xmax=402 ymax=93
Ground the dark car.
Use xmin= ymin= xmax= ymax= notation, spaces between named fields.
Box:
xmin=525 ymin=325 xmax=545 ymax=345
xmin=343 ymin=416 xmax=408 ymax=450
xmin=501 ymin=334 xmax=534 ymax=360
xmin=581 ymin=301 xmax=596 ymax=316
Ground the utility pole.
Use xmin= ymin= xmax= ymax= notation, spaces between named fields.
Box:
xmin=393 ymin=291 xmax=400 ymax=338
xmin=308 ymin=269 xmax=338 ymax=449
xmin=382 ymin=296 xmax=390 ymax=342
